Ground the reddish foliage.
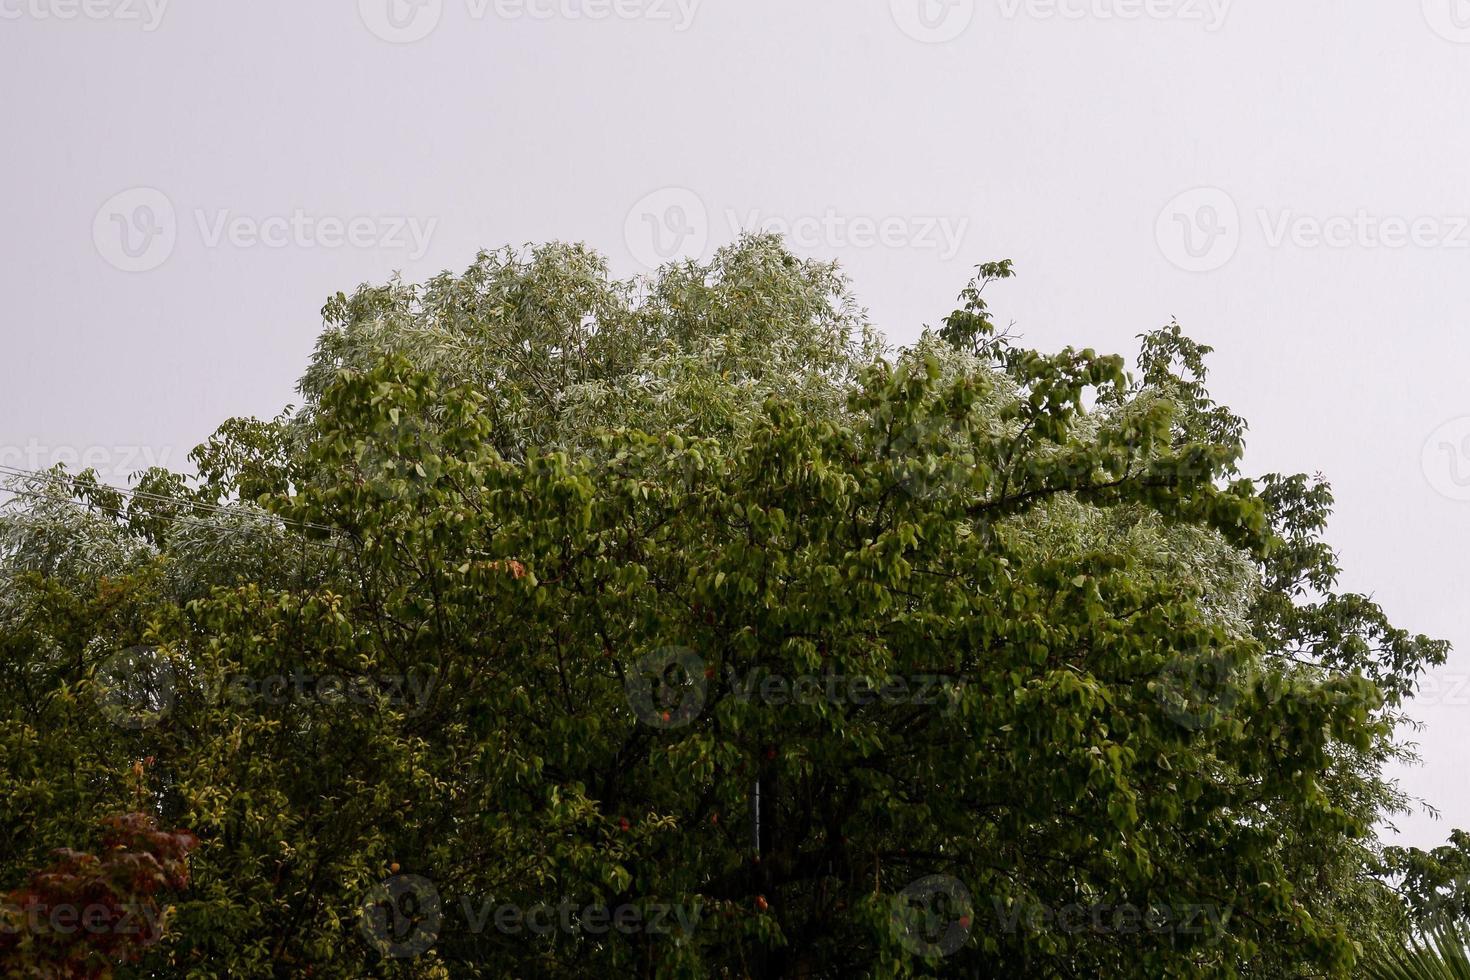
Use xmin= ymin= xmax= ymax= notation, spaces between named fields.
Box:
xmin=0 ymin=813 xmax=198 ymax=978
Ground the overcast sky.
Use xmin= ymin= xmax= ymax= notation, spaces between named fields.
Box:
xmin=3 ymin=0 xmax=1469 ymax=848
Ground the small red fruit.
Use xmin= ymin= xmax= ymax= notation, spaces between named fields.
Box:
xmin=959 ymin=915 xmax=972 ymax=929
xmin=390 ymin=862 xmax=401 ymax=873
xmin=710 ymin=812 xmax=719 ymax=825
xmin=755 ymin=895 xmax=769 ymax=912
xmin=619 ymin=818 xmax=631 ymax=832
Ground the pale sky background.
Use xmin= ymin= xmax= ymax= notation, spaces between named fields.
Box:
xmin=3 ymin=0 xmax=1469 ymax=848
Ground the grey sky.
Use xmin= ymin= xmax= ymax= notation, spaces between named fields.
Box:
xmin=3 ymin=0 xmax=1468 ymax=847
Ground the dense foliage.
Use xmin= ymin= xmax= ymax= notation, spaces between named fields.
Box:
xmin=0 ymin=237 xmax=1453 ymax=976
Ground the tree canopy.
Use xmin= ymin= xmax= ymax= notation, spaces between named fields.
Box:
xmin=0 ymin=236 xmax=1453 ymax=977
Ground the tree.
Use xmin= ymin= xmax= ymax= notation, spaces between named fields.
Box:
xmin=0 ymin=236 xmax=1450 ymax=976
